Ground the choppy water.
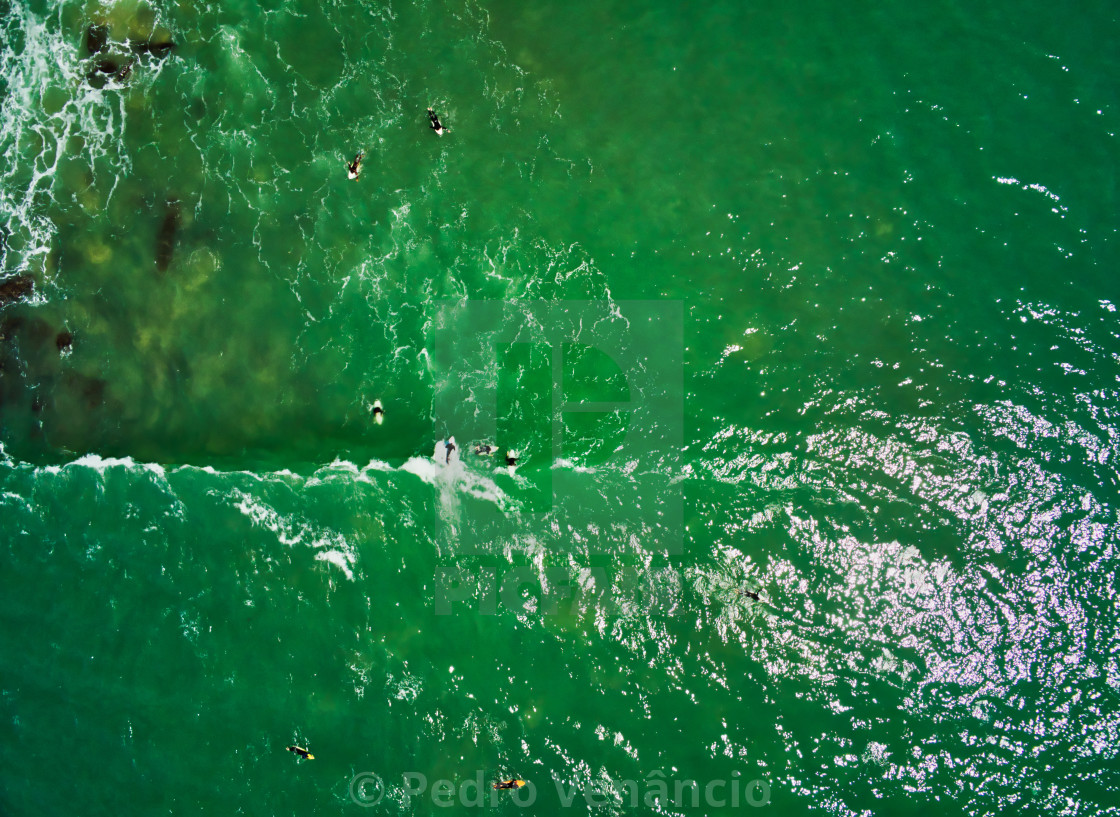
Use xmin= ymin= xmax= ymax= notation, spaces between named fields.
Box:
xmin=2 ymin=0 xmax=1118 ymax=815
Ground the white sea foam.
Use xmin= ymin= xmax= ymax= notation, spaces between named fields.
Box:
xmin=0 ymin=490 xmax=33 ymax=513
xmin=305 ymin=458 xmax=362 ymax=486
xmin=398 ymin=442 xmax=520 ymax=551
xmin=0 ymin=6 xmax=132 ymax=277
xmin=401 ymin=447 xmax=512 ymax=507
xmin=231 ymin=488 xmax=357 ymax=581
xmin=314 ymin=547 xmax=357 ymax=579
xmin=553 ymin=457 xmax=596 ymax=474
xmin=6 ymin=445 xmax=513 ymax=577
xmin=400 ymin=455 xmax=441 ymax=484
xmin=66 ymin=453 xmax=166 ymax=478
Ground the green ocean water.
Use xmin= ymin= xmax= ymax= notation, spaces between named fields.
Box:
xmin=2 ymin=0 xmax=1119 ymax=814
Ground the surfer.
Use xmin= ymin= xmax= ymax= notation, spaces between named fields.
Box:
xmin=505 ymin=450 xmax=519 ymax=467
xmin=372 ymin=399 xmax=384 ymax=425
xmin=493 ymin=779 xmax=526 ymax=790
xmin=286 ymin=745 xmax=314 ymax=760
xmin=474 ymin=443 xmax=495 ymax=456
xmin=445 ymin=436 xmax=457 ymax=464
xmin=346 ymin=150 xmax=364 ymax=180
xmin=427 ymin=107 xmax=447 ymax=136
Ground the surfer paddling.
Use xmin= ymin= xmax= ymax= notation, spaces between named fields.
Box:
xmin=372 ymin=399 xmax=384 ymax=424
xmin=494 ymin=779 xmax=526 ymax=790
xmin=286 ymin=745 xmax=314 ymax=760
xmin=427 ymin=107 xmax=448 ymax=136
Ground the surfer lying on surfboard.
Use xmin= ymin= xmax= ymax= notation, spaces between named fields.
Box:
xmin=346 ymin=150 xmax=364 ymax=180
xmin=427 ymin=107 xmax=448 ymax=136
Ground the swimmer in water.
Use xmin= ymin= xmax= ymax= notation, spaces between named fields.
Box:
xmin=427 ymin=107 xmax=447 ymax=136
xmin=287 ymin=745 xmax=314 ymax=760
xmin=346 ymin=150 xmax=364 ymax=180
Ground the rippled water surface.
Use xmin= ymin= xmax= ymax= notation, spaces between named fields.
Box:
xmin=2 ymin=0 xmax=1118 ymax=815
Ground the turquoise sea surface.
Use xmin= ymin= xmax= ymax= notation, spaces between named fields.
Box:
xmin=2 ymin=0 xmax=1119 ymax=815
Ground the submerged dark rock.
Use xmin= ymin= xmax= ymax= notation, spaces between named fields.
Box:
xmin=56 ymin=372 xmax=107 ymax=411
xmin=14 ymin=316 xmax=55 ymax=350
xmin=0 ymin=316 xmax=24 ymax=343
xmin=129 ymin=39 xmax=176 ymax=58
xmin=1 ymin=316 xmax=63 ymax=371
xmin=81 ymin=24 xmax=167 ymax=87
xmin=88 ymin=57 xmax=133 ymax=81
xmin=77 ymin=376 xmax=106 ymax=410
xmin=0 ymin=275 xmax=34 ymax=305
xmin=155 ymin=200 xmax=181 ymax=272
xmin=0 ymin=313 xmax=111 ymax=455
xmin=85 ymin=24 xmax=109 ymax=55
